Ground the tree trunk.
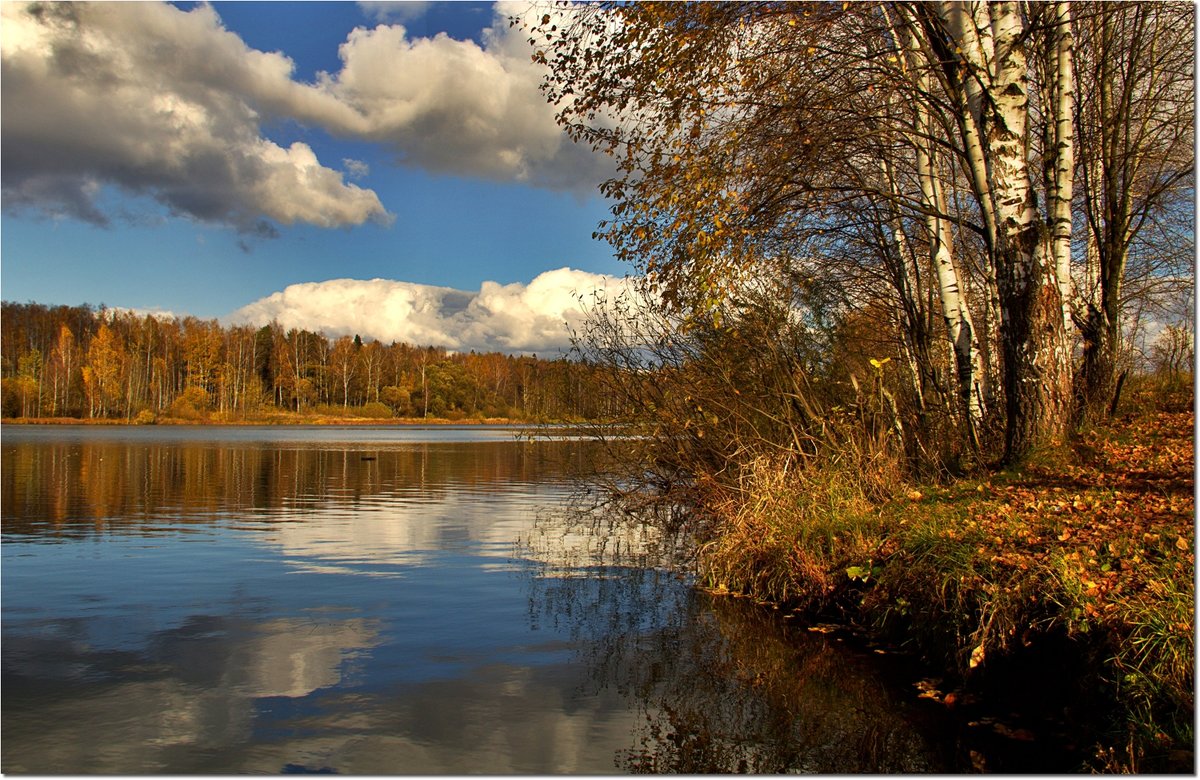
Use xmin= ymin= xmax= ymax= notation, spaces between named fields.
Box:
xmin=911 ymin=71 xmax=986 ymax=445
xmin=1076 ymin=302 xmax=1121 ymax=422
xmin=932 ymin=0 xmax=1073 ymax=460
xmin=1047 ymin=1 xmax=1075 ymax=331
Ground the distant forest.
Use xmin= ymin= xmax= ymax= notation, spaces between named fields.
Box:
xmin=0 ymin=301 xmax=612 ymax=422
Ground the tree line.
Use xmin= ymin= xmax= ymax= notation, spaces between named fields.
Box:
xmin=0 ymin=301 xmax=613 ymax=422
xmin=527 ymin=0 xmax=1193 ymax=467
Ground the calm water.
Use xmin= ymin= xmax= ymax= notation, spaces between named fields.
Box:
xmin=3 ymin=425 xmax=959 ymax=774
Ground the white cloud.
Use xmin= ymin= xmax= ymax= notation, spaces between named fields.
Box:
xmin=1 ymin=1 xmax=610 ymax=231
xmin=0 ymin=2 xmax=391 ymax=231
xmin=228 ymin=268 xmax=634 ymax=355
xmin=357 ymin=1 xmax=434 ymax=24
xmin=343 ymin=158 xmax=371 ymax=180
xmin=103 ymin=306 xmax=178 ymax=322
xmin=313 ymin=4 xmax=611 ymax=190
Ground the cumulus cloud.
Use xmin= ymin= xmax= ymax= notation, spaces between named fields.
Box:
xmin=228 ymin=268 xmax=634 ymax=355
xmin=1 ymin=1 xmax=609 ymax=230
xmin=311 ymin=3 xmax=612 ymax=189
xmin=0 ymin=2 xmax=390 ymax=231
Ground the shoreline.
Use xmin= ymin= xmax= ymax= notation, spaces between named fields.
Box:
xmin=1 ymin=415 xmax=557 ymax=427
xmin=690 ymin=408 xmax=1194 ymax=772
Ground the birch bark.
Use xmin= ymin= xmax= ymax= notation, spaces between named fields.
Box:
xmin=903 ymin=25 xmax=987 ymax=444
xmin=1047 ymin=1 xmax=1075 ymax=330
xmin=929 ymin=0 xmax=1073 ymax=459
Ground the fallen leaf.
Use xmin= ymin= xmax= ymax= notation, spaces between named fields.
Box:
xmin=993 ymin=723 xmax=1037 ymax=741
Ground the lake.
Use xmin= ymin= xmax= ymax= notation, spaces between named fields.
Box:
xmin=2 ymin=425 xmax=960 ymax=773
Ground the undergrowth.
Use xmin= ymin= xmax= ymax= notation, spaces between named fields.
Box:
xmin=686 ymin=408 xmax=1194 ymax=772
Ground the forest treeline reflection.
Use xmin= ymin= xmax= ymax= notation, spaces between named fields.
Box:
xmin=2 ymin=435 xmax=587 ymax=538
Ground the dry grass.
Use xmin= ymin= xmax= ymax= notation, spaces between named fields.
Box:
xmin=678 ymin=408 xmax=1193 ymax=771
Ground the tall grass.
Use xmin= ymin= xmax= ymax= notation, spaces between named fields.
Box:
xmin=695 ymin=450 xmax=897 ymax=611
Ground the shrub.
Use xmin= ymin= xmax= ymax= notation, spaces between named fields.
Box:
xmin=379 ymin=385 xmax=412 ymax=416
xmin=169 ymin=386 xmax=209 ymax=420
xmin=358 ymin=401 xmax=393 ymax=419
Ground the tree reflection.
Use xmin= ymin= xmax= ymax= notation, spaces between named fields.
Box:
xmin=2 ymin=437 xmax=582 ymax=537
xmin=523 ymin=510 xmax=958 ymax=773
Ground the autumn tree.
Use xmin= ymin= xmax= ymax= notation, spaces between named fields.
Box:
xmin=357 ymin=339 xmax=383 ymax=404
xmin=1 ymin=301 xmax=622 ymax=423
xmin=527 ymin=0 xmax=1182 ymax=462
xmin=82 ymin=322 xmax=125 ymax=418
xmin=47 ymin=323 xmax=78 ymax=416
xmin=1070 ymin=1 xmax=1195 ymax=419
xmin=329 ymin=335 xmax=358 ymax=408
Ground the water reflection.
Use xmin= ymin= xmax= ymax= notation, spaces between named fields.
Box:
xmin=3 ymin=613 xmax=379 ymax=773
xmin=523 ymin=563 xmax=956 ymax=773
xmin=2 ymin=434 xmax=583 ymax=539
xmin=3 ymin=613 xmax=645 ymax=774
xmin=3 ymin=428 xmax=960 ymax=773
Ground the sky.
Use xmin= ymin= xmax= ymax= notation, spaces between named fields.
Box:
xmin=1 ymin=0 xmax=631 ymax=354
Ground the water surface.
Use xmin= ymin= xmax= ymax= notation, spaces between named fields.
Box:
xmin=3 ymin=425 xmax=958 ymax=773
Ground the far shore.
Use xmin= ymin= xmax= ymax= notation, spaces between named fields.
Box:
xmin=1 ymin=415 xmax=560 ymax=428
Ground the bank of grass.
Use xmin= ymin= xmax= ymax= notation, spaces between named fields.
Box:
xmin=692 ymin=407 xmax=1194 ymax=771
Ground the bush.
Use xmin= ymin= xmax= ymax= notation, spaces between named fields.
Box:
xmin=358 ymin=401 xmax=393 ymax=419
xmin=379 ymin=385 xmax=412 ymax=416
xmin=133 ymin=409 xmax=157 ymax=425
xmin=169 ymin=386 xmax=209 ymax=420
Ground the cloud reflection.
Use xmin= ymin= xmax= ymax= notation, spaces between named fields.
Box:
xmin=2 ymin=615 xmax=379 ymax=773
xmin=2 ymin=611 xmax=647 ymax=774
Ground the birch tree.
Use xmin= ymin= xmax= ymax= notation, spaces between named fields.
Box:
xmin=903 ymin=1 xmax=1075 ymax=458
xmin=330 ymin=335 xmax=357 ymax=409
xmin=49 ymin=323 xmax=76 ymax=416
xmin=1072 ymin=1 xmax=1195 ymax=419
xmin=529 ymin=2 xmax=1054 ymax=459
xmin=888 ymin=9 xmax=989 ymax=443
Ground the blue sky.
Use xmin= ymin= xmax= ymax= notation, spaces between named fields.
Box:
xmin=1 ymin=1 xmax=627 ymax=352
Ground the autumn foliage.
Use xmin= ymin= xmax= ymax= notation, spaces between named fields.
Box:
xmin=0 ymin=301 xmax=612 ymax=423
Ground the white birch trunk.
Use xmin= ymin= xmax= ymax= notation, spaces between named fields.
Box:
xmin=933 ymin=0 xmax=1073 ymax=457
xmin=987 ymin=2 xmax=1038 ymax=253
xmin=935 ymin=1 xmax=999 ymax=252
xmin=899 ymin=19 xmax=987 ymax=442
xmin=1049 ymin=1 xmax=1075 ymax=330
xmin=916 ymin=120 xmax=987 ymax=441
xmin=890 ymin=214 xmax=928 ymax=415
